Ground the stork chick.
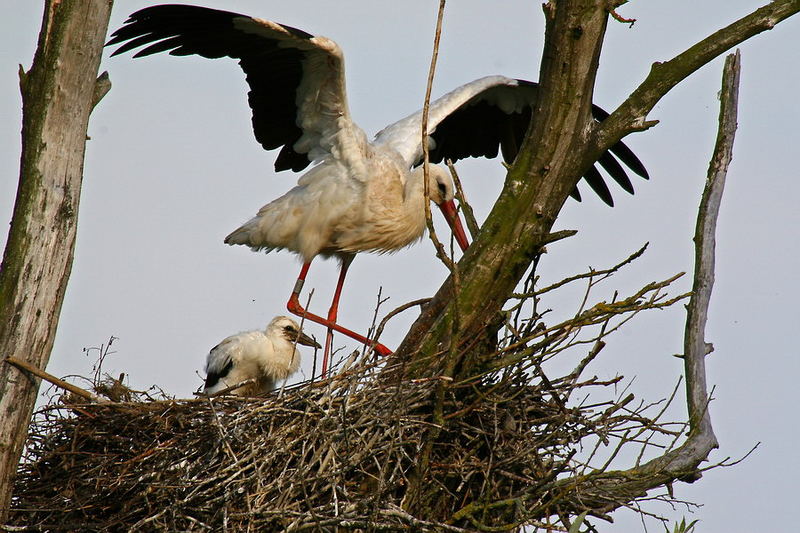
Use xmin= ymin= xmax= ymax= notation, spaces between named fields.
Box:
xmin=203 ymin=316 xmax=320 ymax=396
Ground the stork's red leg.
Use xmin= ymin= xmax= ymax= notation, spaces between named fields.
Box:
xmin=287 ymin=261 xmax=392 ymax=374
xmin=323 ymin=255 xmax=354 ymax=376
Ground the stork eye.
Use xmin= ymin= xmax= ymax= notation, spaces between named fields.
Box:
xmin=284 ymin=325 xmax=297 ymax=333
xmin=437 ymin=182 xmax=447 ymax=196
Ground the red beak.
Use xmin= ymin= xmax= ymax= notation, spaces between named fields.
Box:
xmin=437 ymin=199 xmax=470 ymax=252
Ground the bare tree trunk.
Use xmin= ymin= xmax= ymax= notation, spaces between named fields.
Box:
xmin=0 ymin=0 xmax=113 ymax=520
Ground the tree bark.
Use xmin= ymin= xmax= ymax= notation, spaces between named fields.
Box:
xmin=0 ymin=0 xmax=113 ymax=520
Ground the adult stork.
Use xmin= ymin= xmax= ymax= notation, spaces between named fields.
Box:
xmin=108 ymin=4 xmax=648 ymax=374
xmin=203 ymin=316 xmax=320 ymax=396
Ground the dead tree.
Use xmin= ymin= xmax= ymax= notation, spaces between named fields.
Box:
xmin=0 ymin=0 xmax=112 ymax=520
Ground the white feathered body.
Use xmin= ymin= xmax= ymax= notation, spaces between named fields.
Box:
xmin=224 ymin=147 xmax=443 ymax=262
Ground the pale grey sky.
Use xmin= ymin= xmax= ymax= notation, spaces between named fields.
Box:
xmin=2 ymin=1 xmax=798 ymax=530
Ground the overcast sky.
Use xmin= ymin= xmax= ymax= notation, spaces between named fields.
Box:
xmin=2 ymin=1 xmax=798 ymax=530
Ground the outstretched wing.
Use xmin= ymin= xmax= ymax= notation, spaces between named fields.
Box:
xmin=376 ymin=76 xmax=649 ymax=207
xmin=108 ymin=4 xmax=366 ymax=173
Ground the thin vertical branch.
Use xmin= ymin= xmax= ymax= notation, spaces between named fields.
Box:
xmin=403 ymin=0 xmax=461 ymax=515
xmin=421 ymin=0 xmax=454 ymax=271
xmin=683 ymin=50 xmax=740 ymax=441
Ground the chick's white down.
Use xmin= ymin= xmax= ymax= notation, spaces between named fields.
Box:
xmin=203 ymin=316 xmax=320 ymax=396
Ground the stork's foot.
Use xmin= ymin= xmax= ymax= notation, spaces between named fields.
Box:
xmin=287 ymin=295 xmax=393 ymax=359
xmin=372 ymin=343 xmax=392 ymax=357
xmin=286 ymin=294 xmax=307 ymax=317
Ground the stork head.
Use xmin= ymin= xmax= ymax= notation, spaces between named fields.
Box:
xmin=269 ymin=316 xmax=321 ymax=348
xmin=424 ymin=165 xmax=470 ymax=253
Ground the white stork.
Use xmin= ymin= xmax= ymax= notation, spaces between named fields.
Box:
xmin=108 ymin=4 xmax=648 ymax=374
xmin=203 ymin=316 xmax=320 ymax=396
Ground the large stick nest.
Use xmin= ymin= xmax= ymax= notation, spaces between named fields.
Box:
xmin=9 ymin=371 xmax=675 ymax=530
xmin=9 ymin=263 xmax=689 ymax=531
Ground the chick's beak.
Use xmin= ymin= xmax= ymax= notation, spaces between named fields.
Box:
xmin=291 ymin=329 xmax=321 ymax=349
xmin=438 ymin=199 xmax=470 ymax=252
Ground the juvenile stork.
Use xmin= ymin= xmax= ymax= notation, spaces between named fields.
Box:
xmin=203 ymin=316 xmax=320 ymax=396
xmin=108 ymin=5 xmax=648 ymax=374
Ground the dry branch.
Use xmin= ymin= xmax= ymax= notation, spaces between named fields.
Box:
xmin=683 ymin=50 xmax=740 ymax=439
xmin=3 ymin=357 xmax=105 ymax=404
xmin=421 ymin=0 xmax=457 ymax=273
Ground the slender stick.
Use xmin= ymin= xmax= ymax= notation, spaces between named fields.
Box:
xmin=4 ymin=356 xmax=105 ymax=403
xmin=420 ymin=1 xmax=456 ymax=271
